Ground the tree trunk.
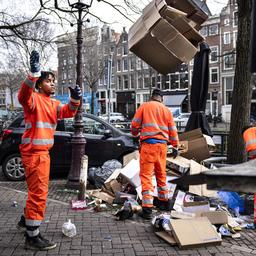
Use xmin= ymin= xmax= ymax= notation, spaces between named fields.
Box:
xmin=227 ymin=0 xmax=252 ymax=164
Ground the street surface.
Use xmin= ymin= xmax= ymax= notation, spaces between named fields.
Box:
xmin=1 ymin=168 xmax=256 ymax=256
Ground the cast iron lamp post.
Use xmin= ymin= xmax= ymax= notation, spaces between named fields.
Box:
xmin=50 ymin=0 xmax=93 ymax=188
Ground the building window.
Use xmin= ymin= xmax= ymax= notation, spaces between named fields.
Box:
xmin=170 ymin=74 xmax=179 ymax=90
xmin=142 ymin=61 xmax=148 ymax=69
xmin=143 ymin=94 xmax=150 ymax=102
xmin=224 ymin=52 xmax=235 ymax=70
xmin=210 ymin=46 xmax=218 ymax=63
xmin=63 ymin=59 xmax=67 ymax=66
xmin=136 ymin=94 xmax=141 ymax=103
xmin=157 ymin=75 xmax=161 ymax=89
xmin=123 ymin=58 xmax=128 ymax=71
xmin=117 ymin=47 xmax=122 ymax=55
xmin=117 ymin=60 xmax=121 ymax=72
xmin=200 ymin=26 xmax=208 ymax=37
xmin=223 ymin=32 xmax=231 ymax=44
xmin=136 ymin=59 xmax=142 ymax=70
xmin=117 ymin=76 xmax=122 ymax=90
xmin=180 ymin=72 xmax=188 ymax=89
xmin=63 ymin=72 xmax=67 ymax=80
xmin=210 ymin=67 xmax=219 ymax=84
xmin=233 ymin=31 xmax=238 ymax=48
xmin=123 ymin=44 xmax=128 ymax=55
xmin=129 ymin=57 xmax=135 ymax=70
xmin=151 ymin=75 xmax=156 ymax=88
xmin=143 ymin=75 xmax=150 ymax=88
xmin=224 ymin=19 xmax=230 ymax=26
xmin=209 ymin=24 xmax=218 ymax=36
xmin=130 ymin=74 xmax=135 ymax=89
xmin=225 ymin=76 xmax=234 ymax=105
xmin=233 ymin=11 xmax=238 ymax=27
xmin=137 ymin=75 xmax=143 ymax=89
xmin=189 ymin=70 xmax=193 ymax=86
xmin=123 ymin=75 xmax=128 ymax=89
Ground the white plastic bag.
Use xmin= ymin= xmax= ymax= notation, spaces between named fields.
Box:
xmin=62 ymin=219 xmax=76 ymax=237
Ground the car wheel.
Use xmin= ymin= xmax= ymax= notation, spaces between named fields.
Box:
xmin=116 ymin=119 xmax=120 ymax=122
xmin=2 ymin=153 xmax=25 ymax=181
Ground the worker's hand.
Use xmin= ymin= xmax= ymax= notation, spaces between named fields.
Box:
xmin=69 ymin=85 xmax=82 ymax=100
xmin=167 ymin=145 xmax=179 ymax=158
xmin=132 ymin=136 xmax=140 ymax=145
xmin=30 ymin=50 xmax=41 ymax=77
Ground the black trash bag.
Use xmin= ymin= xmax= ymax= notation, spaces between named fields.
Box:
xmin=94 ymin=160 xmax=122 ymax=188
xmin=88 ymin=167 xmax=97 ymax=185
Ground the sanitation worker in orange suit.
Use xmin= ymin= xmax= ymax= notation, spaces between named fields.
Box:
xmin=131 ymin=89 xmax=179 ymax=219
xmin=16 ymin=50 xmax=82 ymax=250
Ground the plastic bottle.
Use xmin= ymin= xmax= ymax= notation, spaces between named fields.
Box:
xmin=62 ymin=219 xmax=76 ymax=237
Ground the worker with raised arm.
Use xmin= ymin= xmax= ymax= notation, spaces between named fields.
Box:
xmin=17 ymin=50 xmax=82 ymax=250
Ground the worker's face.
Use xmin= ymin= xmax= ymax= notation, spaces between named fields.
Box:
xmin=39 ymin=74 xmax=55 ymax=96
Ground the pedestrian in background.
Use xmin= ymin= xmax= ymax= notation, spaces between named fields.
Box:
xmin=17 ymin=50 xmax=82 ymax=250
xmin=131 ymin=89 xmax=179 ymax=219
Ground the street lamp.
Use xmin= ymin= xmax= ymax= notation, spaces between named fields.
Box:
xmin=45 ymin=0 xmax=93 ymax=188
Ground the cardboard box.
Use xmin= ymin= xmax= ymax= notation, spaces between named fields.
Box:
xmin=123 ymin=150 xmax=140 ymax=166
xmin=189 ymin=160 xmax=217 ymax=197
xmin=128 ymin=0 xmax=203 ymax=74
xmin=166 ymin=155 xmax=190 ymax=174
xmin=179 ymin=128 xmax=215 ymax=162
xmin=182 ymin=201 xmax=210 ymax=213
xmin=198 ymin=211 xmax=229 ymax=225
xmin=120 ymin=159 xmax=140 ymax=187
xmin=170 ymin=217 xmax=222 ymax=249
xmin=164 ymin=0 xmax=209 ymax=28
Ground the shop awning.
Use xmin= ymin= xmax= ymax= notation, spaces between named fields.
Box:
xmin=163 ymin=94 xmax=187 ymax=107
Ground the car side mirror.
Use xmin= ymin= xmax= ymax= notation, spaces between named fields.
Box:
xmin=103 ymin=129 xmax=112 ymax=138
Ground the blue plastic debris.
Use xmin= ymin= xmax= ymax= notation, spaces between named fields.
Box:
xmin=218 ymin=191 xmax=244 ymax=213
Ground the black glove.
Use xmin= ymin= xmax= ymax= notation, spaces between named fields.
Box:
xmin=30 ymin=50 xmax=40 ymax=75
xmin=132 ymin=136 xmax=140 ymax=145
xmin=69 ymin=85 xmax=82 ymax=100
xmin=172 ymin=147 xmax=179 ymax=159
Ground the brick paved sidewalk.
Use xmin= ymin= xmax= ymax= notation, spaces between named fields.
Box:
xmin=0 ymin=182 xmax=256 ymax=256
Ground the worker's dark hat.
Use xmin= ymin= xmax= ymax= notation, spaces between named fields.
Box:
xmin=152 ymin=89 xmax=163 ymax=97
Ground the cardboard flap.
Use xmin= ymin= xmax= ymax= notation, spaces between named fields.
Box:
xmin=179 ymin=128 xmax=203 ymax=141
xmin=151 ymin=19 xmax=197 ymax=62
xmin=155 ymin=231 xmax=177 ymax=245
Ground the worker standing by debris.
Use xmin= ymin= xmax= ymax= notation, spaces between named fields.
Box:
xmin=131 ymin=89 xmax=179 ymax=219
xmin=243 ymin=124 xmax=256 ymax=226
xmin=17 ymin=50 xmax=81 ymax=250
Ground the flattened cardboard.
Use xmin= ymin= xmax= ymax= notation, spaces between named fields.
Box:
xmin=170 ymin=210 xmax=196 ymax=219
xmin=166 ymin=155 xmax=190 ymax=174
xmin=155 ymin=231 xmax=177 ymax=245
xmin=92 ymin=191 xmax=115 ymax=205
xmin=128 ymin=0 xmax=201 ymax=74
xmin=170 ymin=217 xmax=222 ymax=249
xmin=198 ymin=211 xmax=229 ymax=225
xmin=182 ymin=201 xmax=210 ymax=213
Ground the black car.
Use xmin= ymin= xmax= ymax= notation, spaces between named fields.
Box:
xmin=0 ymin=113 xmax=137 ymax=181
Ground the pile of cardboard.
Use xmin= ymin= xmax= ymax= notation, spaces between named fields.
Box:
xmin=128 ymin=0 xmax=208 ymax=74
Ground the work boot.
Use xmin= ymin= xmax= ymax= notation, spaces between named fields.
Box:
xmin=25 ymin=233 xmax=57 ymax=251
xmin=17 ymin=215 xmax=26 ymax=231
xmin=158 ymin=200 xmax=169 ymax=211
xmin=138 ymin=207 xmax=152 ymax=220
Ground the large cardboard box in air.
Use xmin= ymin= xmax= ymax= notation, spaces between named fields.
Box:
xmin=128 ymin=0 xmax=204 ymax=74
xmin=178 ymin=128 xmax=215 ymax=162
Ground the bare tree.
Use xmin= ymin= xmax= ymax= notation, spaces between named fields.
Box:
xmin=227 ymin=0 xmax=252 ymax=164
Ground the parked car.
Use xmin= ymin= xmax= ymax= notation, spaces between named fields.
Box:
xmin=174 ymin=113 xmax=191 ymax=127
xmin=99 ymin=112 xmax=126 ymax=122
xmin=0 ymin=113 xmax=137 ymax=181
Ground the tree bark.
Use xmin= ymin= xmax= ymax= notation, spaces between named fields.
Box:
xmin=227 ymin=0 xmax=252 ymax=164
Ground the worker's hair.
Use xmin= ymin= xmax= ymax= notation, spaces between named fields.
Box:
xmin=35 ymin=71 xmax=55 ymax=89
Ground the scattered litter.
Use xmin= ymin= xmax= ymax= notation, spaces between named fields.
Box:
xmin=71 ymin=200 xmax=87 ymax=210
xmin=104 ymin=235 xmax=112 ymax=241
xmin=12 ymin=201 xmax=18 ymax=207
xmin=62 ymin=219 xmax=76 ymax=238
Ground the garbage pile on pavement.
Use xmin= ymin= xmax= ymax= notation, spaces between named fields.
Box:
xmin=69 ymin=128 xmax=256 ymax=249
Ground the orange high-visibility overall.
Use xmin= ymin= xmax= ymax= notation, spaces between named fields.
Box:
xmin=131 ymin=100 xmax=179 ymax=208
xmin=243 ymin=127 xmax=256 ymax=160
xmin=18 ymin=75 xmax=79 ymax=232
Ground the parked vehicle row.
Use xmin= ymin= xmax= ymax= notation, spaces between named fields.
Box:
xmin=99 ymin=112 xmax=127 ymax=123
xmin=0 ymin=113 xmax=138 ymax=181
